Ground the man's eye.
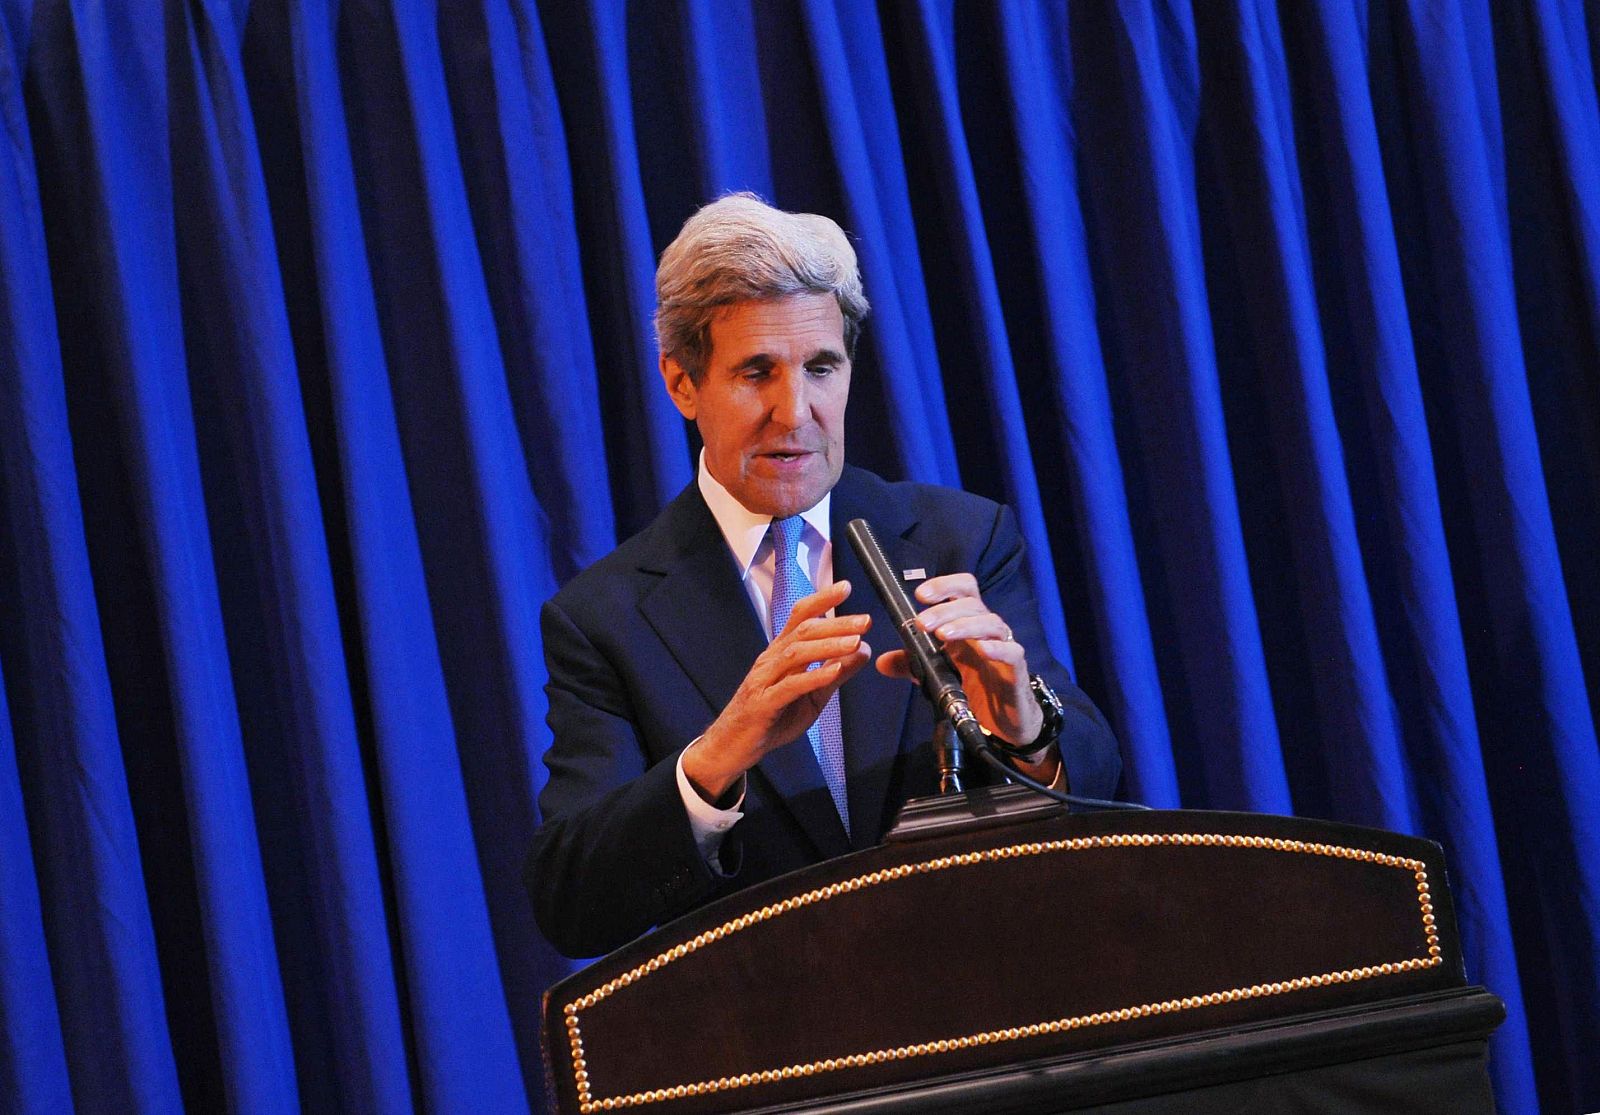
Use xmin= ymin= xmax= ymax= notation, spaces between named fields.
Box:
xmin=808 ymin=364 xmax=837 ymax=377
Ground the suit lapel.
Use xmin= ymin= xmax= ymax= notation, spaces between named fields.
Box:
xmin=637 ymin=492 xmax=766 ymax=721
xmin=637 ymin=484 xmax=850 ymax=860
xmin=831 ymin=470 xmax=921 ymax=848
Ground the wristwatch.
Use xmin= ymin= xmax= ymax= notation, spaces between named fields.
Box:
xmin=1023 ymin=674 xmax=1065 ymax=756
xmin=991 ymin=674 xmax=1065 ymax=760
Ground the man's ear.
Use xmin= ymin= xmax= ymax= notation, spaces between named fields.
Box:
xmin=660 ymin=354 xmax=697 ymax=420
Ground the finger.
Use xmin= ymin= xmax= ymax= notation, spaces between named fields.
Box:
xmin=783 ymin=612 xmax=871 ymax=645
xmin=874 ymin=648 xmax=913 ymax=679
xmin=778 ymin=578 xmax=855 ymax=637
xmin=950 ymin=637 xmax=1028 ymax=670
xmin=780 ymin=632 xmax=868 ymax=668
xmin=765 ymin=641 xmax=870 ymax=709
xmin=769 ymin=620 xmax=868 ymax=673
xmin=771 ymin=642 xmax=873 ymax=725
xmin=750 ymin=621 xmax=867 ymax=691
xmin=836 ymin=640 xmax=872 ymax=683
xmin=913 ymin=573 xmax=980 ymax=605
xmin=764 ymin=658 xmax=847 ymax=705
xmin=925 ymin=613 xmax=1015 ymax=645
xmin=825 ymin=643 xmax=876 ymax=687
xmin=913 ymin=597 xmax=990 ymax=634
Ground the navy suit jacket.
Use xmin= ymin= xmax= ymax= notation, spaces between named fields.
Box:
xmin=528 ymin=466 xmax=1120 ymax=957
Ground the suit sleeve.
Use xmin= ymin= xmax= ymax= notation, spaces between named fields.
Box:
xmin=972 ymin=504 xmax=1122 ymax=800
xmin=527 ymin=598 xmax=733 ymax=958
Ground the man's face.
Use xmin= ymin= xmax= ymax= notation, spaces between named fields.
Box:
xmin=662 ymin=292 xmax=850 ymax=518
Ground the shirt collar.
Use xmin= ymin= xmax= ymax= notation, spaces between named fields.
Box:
xmin=697 ymin=450 xmax=832 ymax=578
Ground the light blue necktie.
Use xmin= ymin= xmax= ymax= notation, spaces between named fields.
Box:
xmin=768 ymin=516 xmax=850 ymax=836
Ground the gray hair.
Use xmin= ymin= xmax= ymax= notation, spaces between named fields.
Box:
xmin=654 ymin=193 xmax=869 ymax=381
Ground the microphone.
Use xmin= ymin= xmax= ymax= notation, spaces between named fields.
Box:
xmin=844 ymin=518 xmax=990 ymax=756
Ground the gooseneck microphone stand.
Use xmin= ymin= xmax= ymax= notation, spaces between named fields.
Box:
xmin=931 ymin=721 xmax=964 ymax=796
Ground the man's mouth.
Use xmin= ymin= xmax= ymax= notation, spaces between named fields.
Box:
xmin=760 ymin=450 xmax=813 ymax=462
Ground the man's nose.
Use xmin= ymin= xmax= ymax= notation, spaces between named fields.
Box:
xmin=768 ymin=370 xmax=810 ymax=428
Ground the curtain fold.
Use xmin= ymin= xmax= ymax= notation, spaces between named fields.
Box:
xmin=174 ymin=1 xmax=412 ymax=1109
xmin=254 ymin=0 xmax=533 ymax=1108
xmin=439 ymin=0 xmax=617 ymax=584
xmin=1193 ymin=0 xmax=1416 ymax=832
xmin=1284 ymin=2 xmax=1542 ymax=1107
xmin=2 ymin=1 xmax=1596 ymax=1112
xmin=797 ymin=0 xmax=961 ymax=488
xmin=0 ymin=670 xmax=73 ymax=1115
xmin=539 ymin=0 xmax=690 ymax=536
xmin=1388 ymin=2 xmax=1600 ymax=1105
xmin=880 ymin=0 xmax=1077 ymax=673
xmin=993 ymin=2 xmax=1182 ymax=809
xmin=1072 ymin=0 xmax=1297 ymax=815
xmin=0 ymin=16 xmax=183 ymax=1105
xmin=23 ymin=1 xmax=300 ymax=1108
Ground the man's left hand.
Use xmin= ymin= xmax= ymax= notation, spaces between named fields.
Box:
xmin=873 ymin=574 xmax=1056 ymax=774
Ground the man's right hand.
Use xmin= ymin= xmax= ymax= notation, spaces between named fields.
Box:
xmin=682 ymin=579 xmax=871 ymax=802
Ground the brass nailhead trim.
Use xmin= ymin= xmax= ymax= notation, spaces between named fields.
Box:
xmin=564 ymin=833 xmax=1442 ymax=1112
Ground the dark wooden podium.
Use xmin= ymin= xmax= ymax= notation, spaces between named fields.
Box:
xmin=542 ymin=798 xmax=1503 ymax=1113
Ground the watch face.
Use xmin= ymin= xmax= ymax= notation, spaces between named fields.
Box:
xmin=1022 ymin=675 xmax=1063 ymax=751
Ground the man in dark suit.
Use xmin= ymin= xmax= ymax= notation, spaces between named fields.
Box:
xmin=529 ymin=195 xmax=1119 ymax=959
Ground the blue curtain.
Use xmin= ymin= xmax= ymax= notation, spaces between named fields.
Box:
xmin=1 ymin=1 xmax=1595 ymax=1111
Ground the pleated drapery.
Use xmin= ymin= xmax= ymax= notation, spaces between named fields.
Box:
xmin=1 ymin=2 xmax=1596 ymax=1112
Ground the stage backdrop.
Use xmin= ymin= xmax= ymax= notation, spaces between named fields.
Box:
xmin=2 ymin=0 xmax=1596 ymax=1111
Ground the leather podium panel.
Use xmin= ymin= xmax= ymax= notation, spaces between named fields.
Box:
xmin=542 ymin=810 xmax=1467 ymax=1114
